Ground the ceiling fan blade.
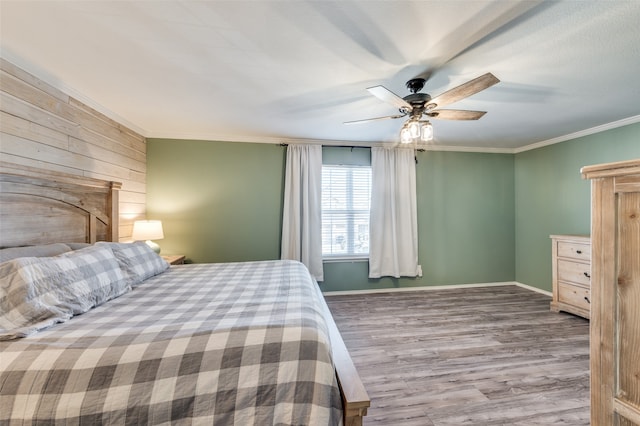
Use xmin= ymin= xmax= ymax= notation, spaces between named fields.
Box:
xmin=427 ymin=73 xmax=500 ymax=109
xmin=344 ymin=114 xmax=406 ymax=125
xmin=429 ymin=109 xmax=487 ymax=120
xmin=367 ymin=85 xmax=412 ymax=110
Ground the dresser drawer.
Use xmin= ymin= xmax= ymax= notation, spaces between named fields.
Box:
xmin=557 ymin=240 xmax=591 ymax=262
xmin=557 ymin=282 xmax=590 ymax=313
xmin=557 ymin=259 xmax=591 ymax=286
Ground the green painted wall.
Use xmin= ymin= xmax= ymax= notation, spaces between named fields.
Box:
xmin=147 ymin=140 xmax=516 ymax=291
xmin=514 ymin=122 xmax=640 ymax=292
xmin=146 ymin=139 xmax=286 ymax=263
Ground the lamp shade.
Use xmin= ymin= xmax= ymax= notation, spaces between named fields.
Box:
xmin=132 ymin=220 xmax=164 ymax=241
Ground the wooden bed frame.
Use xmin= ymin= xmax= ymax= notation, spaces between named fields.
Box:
xmin=0 ymin=162 xmax=121 ymax=246
xmin=0 ymin=162 xmax=370 ymax=425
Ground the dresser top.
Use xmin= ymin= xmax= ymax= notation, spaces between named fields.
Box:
xmin=581 ymin=158 xmax=640 ymax=179
xmin=550 ymin=234 xmax=590 ymax=242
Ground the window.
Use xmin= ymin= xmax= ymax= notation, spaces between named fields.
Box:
xmin=321 ymin=165 xmax=372 ymax=258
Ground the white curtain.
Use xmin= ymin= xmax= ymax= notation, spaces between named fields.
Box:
xmin=369 ymin=147 xmax=419 ymax=278
xmin=280 ymin=144 xmax=324 ymax=281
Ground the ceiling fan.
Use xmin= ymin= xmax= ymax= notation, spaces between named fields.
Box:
xmin=345 ymin=72 xmax=500 ymax=142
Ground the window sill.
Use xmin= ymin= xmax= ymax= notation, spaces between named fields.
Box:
xmin=323 ymin=256 xmax=369 ymax=263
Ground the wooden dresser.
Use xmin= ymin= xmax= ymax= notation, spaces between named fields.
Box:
xmin=582 ymin=159 xmax=640 ymax=426
xmin=550 ymin=234 xmax=591 ymax=319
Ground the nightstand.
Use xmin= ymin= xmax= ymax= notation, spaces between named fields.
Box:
xmin=162 ymin=255 xmax=185 ymax=265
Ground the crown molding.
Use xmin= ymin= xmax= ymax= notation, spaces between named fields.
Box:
xmin=147 ymin=132 xmax=378 ymax=148
xmin=513 ymin=114 xmax=640 ymax=154
xmin=418 ymin=144 xmax=514 ymax=154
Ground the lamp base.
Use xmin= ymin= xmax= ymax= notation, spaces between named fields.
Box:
xmin=145 ymin=240 xmax=161 ymax=254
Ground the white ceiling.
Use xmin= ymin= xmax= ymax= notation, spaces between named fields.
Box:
xmin=2 ymin=0 xmax=640 ymax=151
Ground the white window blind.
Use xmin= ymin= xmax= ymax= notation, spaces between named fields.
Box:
xmin=321 ymin=165 xmax=372 ymax=257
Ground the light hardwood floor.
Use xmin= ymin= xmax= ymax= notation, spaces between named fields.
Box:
xmin=325 ymin=285 xmax=590 ymax=425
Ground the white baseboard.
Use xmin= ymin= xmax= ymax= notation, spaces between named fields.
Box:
xmin=513 ymin=281 xmax=553 ymax=297
xmin=323 ymin=281 xmax=551 ymax=297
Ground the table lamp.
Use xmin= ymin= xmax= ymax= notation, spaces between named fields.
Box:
xmin=131 ymin=220 xmax=164 ymax=254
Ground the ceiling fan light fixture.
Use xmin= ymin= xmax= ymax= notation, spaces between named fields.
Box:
xmin=400 ymin=118 xmax=434 ymax=144
xmin=408 ymin=119 xmax=421 ymax=138
xmin=400 ymin=124 xmax=413 ymax=144
xmin=420 ymin=121 xmax=433 ymax=142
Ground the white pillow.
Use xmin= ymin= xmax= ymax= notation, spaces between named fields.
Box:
xmin=0 ymin=245 xmax=128 ymax=340
xmin=96 ymin=242 xmax=169 ymax=287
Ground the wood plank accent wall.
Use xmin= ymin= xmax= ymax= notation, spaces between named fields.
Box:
xmin=0 ymin=58 xmax=146 ymax=241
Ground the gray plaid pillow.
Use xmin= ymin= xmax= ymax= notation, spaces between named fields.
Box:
xmin=0 ymin=243 xmax=72 ymax=263
xmin=97 ymin=242 xmax=169 ymax=287
xmin=0 ymin=244 xmax=128 ymax=340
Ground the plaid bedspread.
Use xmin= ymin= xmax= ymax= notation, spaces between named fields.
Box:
xmin=0 ymin=260 xmax=343 ymax=425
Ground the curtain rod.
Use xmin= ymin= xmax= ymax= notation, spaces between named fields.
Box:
xmin=279 ymin=143 xmax=368 ymax=149
xmin=278 ymin=143 xmax=425 ymax=152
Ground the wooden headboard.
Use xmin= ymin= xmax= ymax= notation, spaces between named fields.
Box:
xmin=0 ymin=162 xmax=121 ymax=248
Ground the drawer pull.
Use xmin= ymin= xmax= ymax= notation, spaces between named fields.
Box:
xmin=584 ymin=296 xmax=590 ymax=304
xmin=584 ymin=272 xmax=591 ymax=279
xmin=576 ymin=250 xmax=582 ymax=254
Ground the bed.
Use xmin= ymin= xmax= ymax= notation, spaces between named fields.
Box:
xmin=0 ymin=163 xmax=369 ymax=425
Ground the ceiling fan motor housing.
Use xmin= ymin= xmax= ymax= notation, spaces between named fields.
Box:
xmin=402 ymin=92 xmax=432 ymax=117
